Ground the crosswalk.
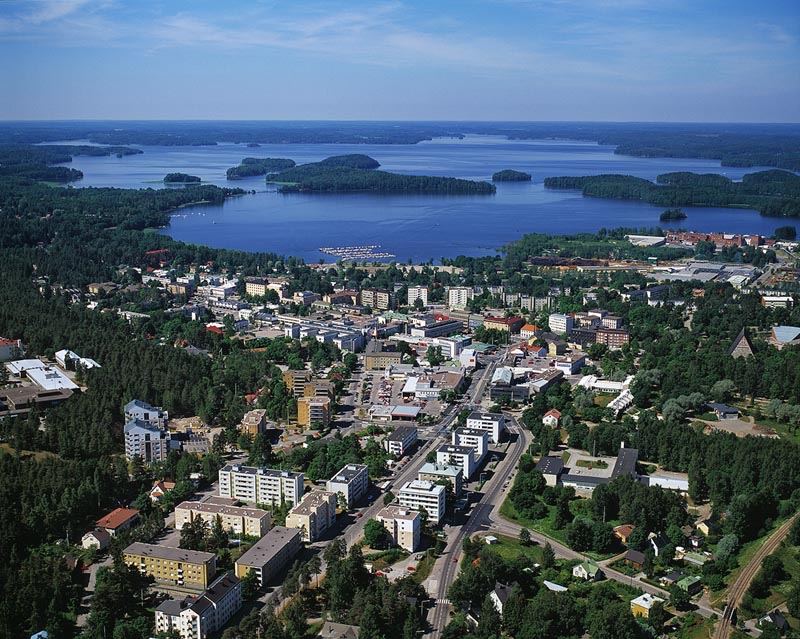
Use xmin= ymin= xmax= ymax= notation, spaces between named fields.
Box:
xmin=435 ymin=599 xmax=452 ymax=605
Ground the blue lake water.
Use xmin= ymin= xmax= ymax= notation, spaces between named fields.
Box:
xmin=59 ymin=136 xmax=791 ymax=262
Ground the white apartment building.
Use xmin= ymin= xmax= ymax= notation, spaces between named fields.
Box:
xmin=417 ymin=462 xmax=464 ymax=496
xmin=284 ymin=490 xmax=337 ymax=542
xmin=326 ymin=463 xmax=370 ymax=508
xmin=548 ymin=313 xmax=574 ymax=335
xmin=436 ymin=444 xmax=476 ymax=479
xmin=407 ymin=286 xmax=429 ymax=307
xmin=384 ymin=425 xmax=418 ymax=457
xmin=397 ymin=480 xmax=446 ymax=524
xmin=124 ymin=419 xmax=169 ymax=464
xmin=452 ymin=427 xmax=489 ymax=463
xmin=154 ymin=574 xmax=242 ymax=639
xmin=376 ymin=504 xmax=421 ymax=552
xmin=448 ymin=287 xmax=474 ymax=309
xmin=124 ymin=399 xmax=168 ymax=428
xmin=465 ymin=411 xmax=506 ymax=444
xmin=218 ymin=465 xmax=304 ymax=507
xmin=174 ymin=501 xmax=271 ymax=538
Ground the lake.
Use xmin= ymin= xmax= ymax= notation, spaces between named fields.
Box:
xmin=59 ymin=136 xmax=791 ymax=262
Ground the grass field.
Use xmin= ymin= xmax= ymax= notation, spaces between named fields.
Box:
xmin=484 ymin=533 xmax=545 ymax=565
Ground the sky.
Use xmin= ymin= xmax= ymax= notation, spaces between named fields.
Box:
xmin=1 ymin=0 xmax=798 ymax=122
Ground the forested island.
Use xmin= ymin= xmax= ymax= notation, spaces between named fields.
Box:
xmin=163 ymin=173 xmax=201 ymax=184
xmin=660 ymin=208 xmax=687 ymax=221
xmin=267 ymin=154 xmax=495 ymax=194
xmin=492 ymin=169 xmax=532 ymax=181
xmin=0 ymin=143 xmax=141 ymax=183
xmin=544 ymin=169 xmax=800 ymax=217
xmin=226 ymin=157 xmax=296 ymax=180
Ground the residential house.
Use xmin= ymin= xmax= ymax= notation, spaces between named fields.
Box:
xmin=489 ymin=582 xmax=512 ymax=616
xmin=630 ymin=593 xmax=664 ymax=618
xmin=572 ymin=561 xmax=603 ymax=581
xmin=677 ymin=575 xmax=703 ymax=595
xmin=623 ymin=550 xmax=645 ymax=570
xmin=81 ymin=529 xmax=111 ymax=551
xmin=759 ymin=611 xmax=789 ymax=634
xmin=648 ymin=532 xmax=670 ymax=557
xmin=316 ymin=622 xmax=361 ymax=639
xmin=542 ymin=409 xmax=561 ymax=428
xmin=96 ymin=507 xmax=140 ymax=536
xmin=150 ymin=479 xmax=176 ymax=503
xmin=613 ymin=524 xmax=636 ymax=545
xmin=706 ymin=402 xmax=739 ymax=420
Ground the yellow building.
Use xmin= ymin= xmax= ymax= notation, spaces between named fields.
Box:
xmin=284 ymin=490 xmax=337 ymax=542
xmin=123 ymin=542 xmax=216 ymax=590
xmin=303 ymin=381 xmax=335 ymax=400
xmin=297 ymin=396 xmax=331 ymax=428
xmin=630 ymin=593 xmax=664 ymax=618
xmin=174 ymin=501 xmax=271 ymax=538
xmin=240 ymin=409 xmax=268 ymax=438
xmin=283 ymin=370 xmax=313 ymax=398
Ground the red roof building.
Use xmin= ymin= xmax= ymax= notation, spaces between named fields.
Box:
xmin=96 ymin=507 xmax=140 ymax=536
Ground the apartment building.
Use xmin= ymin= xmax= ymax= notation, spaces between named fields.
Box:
xmin=407 ymin=286 xmax=429 ymax=307
xmin=397 ymin=480 xmax=446 ymax=524
xmin=124 ymin=419 xmax=169 ymax=464
xmin=384 ymin=425 xmax=418 ymax=457
xmin=548 ymin=313 xmax=574 ymax=335
xmin=124 ymin=399 xmax=168 ymax=428
xmin=465 ymin=411 xmax=506 ymax=444
xmin=174 ymin=501 xmax=271 ymax=538
xmin=240 ymin=409 xmax=268 ymax=438
xmin=596 ymin=328 xmax=631 ymax=350
xmin=303 ymin=380 xmax=335 ymax=400
xmin=218 ymin=465 xmax=304 ymax=507
xmin=282 ymin=370 xmax=313 ymax=398
xmin=154 ymin=574 xmax=242 ymax=639
xmin=297 ymin=396 xmax=331 ymax=428
xmin=436 ymin=444 xmax=476 ymax=479
xmin=483 ymin=316 xmax=524 ymax=334
xmin=376 ymin=504 xmax=421 ymax=552
xmin=234 ymin=526 xmax=302 ymax=587
xmin=417 ymin=462 xmax=463 ymax=496
xmin=364 ymin=341 xmax=402 ymax=371
xmin=601 ymin=315 xmax=624 ymax=330
xmin=124 ymin=542 xmax=216 ymax=590
xmin=361 ymin=288 xmax=395 ymax=311
xmin=448 ymin=287 xmax=473 ymax=309
xmin=451 ymin=427 xmax=489 ymax=463
xmin=284 ymin=490 xmax=337 ymax=542
xmin=326 ymin=463 xmax=369 ymax=508
xmin=244 ymin=277 xmax=269 ymax=297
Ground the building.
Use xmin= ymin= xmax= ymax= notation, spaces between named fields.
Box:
xmin=154 ymin=574 xmax=242 ymax=639
xmin=375 ymin=504 xmax=421 ymax=552
xmin=297 ymin=396 xmax=331 ymax=428
xmin=397 ymin=480 xmax=446 ymax=524
xmin=548 ymin=313 xmax=574 ymax=335
xmin=759 ymin=611 xmax=790 ymax=633
xmin=282 ymin=370 xmax=313 ymax=398
xmin=4 ymin=359 xmax=79 ymax=391
xmin=285 ymin=491 xmax=337 ymax=542
xmin=317 ymin=622 xmax=361 ymax=639
xmin=596 ymin=328 xmax=631 ymax=350
xmin=613 ymin=524 xmax=636 ymax=544
xmin=601 ymin=315 xmax=624 ymax=330
xmin=436 ymin=444 xmax=476 ymax=479
xmin=244 ymin=277 xmax=269 ymax=297
xmin=728 ymin=328 xmax=755 ymax=359
xmin=96 ymin=507 xmax=140 ymax=536
xmin=490 ymin=583 xmax=512 ymax=616
xmin=54 ymin=349 xmax=101 ymax=371
xmin=124 ymin=399 xmax=168 ymax=428
xmin=81 ymin=529 xmax=111 ymax=551
xmin=218 ymin=465 xmax=304 ymax=507
xmin=409 ymin=318 xmax=463 ymax=338
xmin=465 ymin=411 xmax=505 ymax=444
xmin=535 ymin=456 xmax=564 ymax=487
xmin=150 ymin=480 xmax=176 ymax=503
xmin=0 ymin=386 xmax=73 ymax=418
xmin=0 ymin=337 xmax=23 ymax=362
xmin=234 ymin=526 xmax=302 ymax=587
xmin=630 ymin=593 xmax=664 ymax=618
xmin=407 ymin=286 xmax=429 ymax=307
xmin=519 ymin=324 xmax=540 ymax=340
xmin=417 ymin=462 xmax=463 ymax=496
xmin=555 ymin=353 xmax=586 ymax=376
xmin=124 ymin=419 xmax=169 ymax=464
xmin=124 ymin=542 xmax=216 ymax=589
xmin=175 ymin=501 xmax=271 ymax=538
xmin=542 ymin=409 xmax=561 ymax=428
xmin=706 ymin=402 xmax=739 ymax=420
xmin=448 ymin=287 xmax=473 ymax=309
xmin=240 ymin=409 xmax=268 ymax=438
xmin=364 ymin=341 xmax=402 ymax=371
xmin=303 ymin=380 xmax=335 ymax=400
xmin=761 ymin=294 xmax=794 ymax=308
xmin=624 ymin=550 xmax=645 ymax=570
xmin=483 ymin=316 xmax=524 ymax=334
xmin=572 ymin=560 xmax=603 ymax=581
xmin=452 ymin=427 xmax=489 ymax=463
xmin=384 ymin=425 xmax=418 ymax=456
xmin=677 ymin=575 xmax=703 ymax=595
xmin=361 ymin=288 xmax=395 ymax=311
xmin=327 ymin=464 xmax=369 ymax=508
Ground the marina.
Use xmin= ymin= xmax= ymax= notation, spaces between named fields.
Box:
xmin=318 ymin=245 xmax=397 ymax=260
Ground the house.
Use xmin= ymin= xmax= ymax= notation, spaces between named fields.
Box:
xmin=705 ymin=402 xmax=739 ymax=420
xmin=81 ymin=529 xmax=111 ymax=551
xmin=760 ymin=611 xmax=789 ymax=633
xmin=677 ymin=575 xmax=703 ymax=595
xmin=613 ymin=524 xmax=636 ymax=544
xmin=648 ymin=532 xmax=669 ymax=557
xmin=696 ymin=518 xmax=716 ymax=536
xmin=728 ymin=328 xmax=755 ymax=359
xmin=623 ymin=550 xmax=645 ymax=570
xmin=150 ymin=479 xmax=176 ymax=503
xmin=489 ymin=582 xmax=512 ymax=616
xmin=154 ymin=573 xmax=242 ymax=639
xmin=630 ymin=593 xmax=664 ymax=618
xmin=96 ymin=507 xmax=140 ymax=536
xmin=572 ymin=561 xmax=603 ymax=581
xmin=535 ymin=456 xmax=564 ymax=487
xmin=542 ymin=409 xmax=561 ymax=428
xmin=659 ymin=570 xmax=687 ymax=587
xmin=770 ymin=326 xmax=800 ymax=350
xmin=317 ymin=622 xmax=361 ymax=639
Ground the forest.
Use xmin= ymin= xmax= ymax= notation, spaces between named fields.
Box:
xmin=544 ymin=169 xmax=800 ymax=217
xmin=492 ymin=169 xmax=531 ymax=181
xmin=226 ymin=157 xmax=296 ymax=179
xmin=0 ymin=143 xmax=141 ymax=183
xmin=267 ymin=155 xmax=495 ymax=195
xmin=163 ymin=172 xmax=200 ymax=183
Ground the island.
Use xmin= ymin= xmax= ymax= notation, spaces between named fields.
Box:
xmin=226 ymin=157 xmax=296 ymax=180
xmin=492 ymin=169 xmax=532 ymax=182
xmin=660 ymin=208 xmax=687 ymax=222
xmin=0 ymin=144 xmax=141 ymax=183
xmin=163 ymin=173 xmax=201 ymax=184
xmin=266 ymin=154 xmax=495 ymax=194
xmin=543 ymin=170 xmax=800 ymax=217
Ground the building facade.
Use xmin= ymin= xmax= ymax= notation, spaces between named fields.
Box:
xmin=218 ymin=465 xmax=304 ymax=507
xmin=407 ymin=286 xmax=429 ymax=307
xmin=284 ymin=490 xmax=337 ymax=542
xmin=154 ymin=574 xmax=242 ymax=639
xmin=234 ymin=526 xmax=302 ymax=587
xmin=326 ymin=464 xmax=369 ymax=508
xmin=548 ymin=313 xmax=574 ymax=335
xmin=376 ymin=504 xmax=421 ymax=552
xmin=417 ymin=462 xmax=463 ymax=496
xmin=174 ymin=501 xmax=271 ymax=538
xmin=397 ymin=480 xmax=446 ymax=524
xmin=436 ymin=444 xmax=476 ymax=479
xmin=465 ymin=411 xmax=505 ymax=444
xmin=384 ymin=425 xmax=418 ymax=457
xmin=451 ymin=427 xmax=489 ymax=463
xmin=297 ymin=396 xmax=331 ymax=428
xmin=124 ymin=542 xmax=216 ymax=589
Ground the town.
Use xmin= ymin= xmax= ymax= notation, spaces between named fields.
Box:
xmin=2 ymin=225 xmax=800 ymax=639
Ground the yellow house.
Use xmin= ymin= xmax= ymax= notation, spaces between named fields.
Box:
xmin=630 ymin=593 xmax=664 ymax=618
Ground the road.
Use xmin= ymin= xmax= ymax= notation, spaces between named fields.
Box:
xmin=714 ymin=513 xmax=799 ymax=639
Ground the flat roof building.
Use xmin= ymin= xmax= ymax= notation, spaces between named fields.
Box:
xmin=376 ymin=505 xmax=421 ymax=552
xmin=452 ymin=427 xmax=489 ymax=463
xmin=175 ymin=501 xmax=271 ymax=538
xmin=285 ymin=490 xmax=337 ymax=542
xmin=124 ymin=542 xmax=216 ymax=590
xmin=234 ymin=526 xmax=302 ymax=587
xmin=219 ymin=465 xmax=304 ymax=507
xmin=397 ymin=480 xmax=446 ymax=525
xmin=465 ymin=411 xmax=505 ymax=444
xmin=327 ymin=463 xmax=369 ymax=508
xmin=154 ymin=573 xmax=242 ymax=639
xmin=417 ymin=462 xmax=463 ymax=496
xmin=436 ymin=444 xmax=476 ymax=480
xmin=384 ymin=425 xmax=418 ymax=457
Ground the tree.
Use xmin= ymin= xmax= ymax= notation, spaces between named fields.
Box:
xmin=475 ymin=594 xmax=501 ymax=639
xmin=324 ymin=538 xmax=347 ymax=565
xmin=519 ymin=527 xmax=531 ymax=546
xmin=383 ymin=490 xmax=395 ymax=505
xmin=541 ymin=541 xmax=556 ymax=570
xmin=363 ymin=519 xmax=390 ymax=549
xmin=669 ymin=584 xmax=691 ymax=611
xmin=248 ymin=433 xmax=274 ymax=466
xmin=180 ymin=514 xmax=208 ymax=551
xmin=208 ymin=514 xmax=229 ymax=551
xmin=241 ymin=568 xmax=260 ymax=600
xmin=648 ymin=600 xmax=669 ymax=632
xmin=426 ymin=346 xmax=444 ymax=366
xmin=643 ymin=550 xmax=655 ymax=578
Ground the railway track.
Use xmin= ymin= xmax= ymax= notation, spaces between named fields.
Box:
xmin=714 ymin=513 xmax=798 ymax=639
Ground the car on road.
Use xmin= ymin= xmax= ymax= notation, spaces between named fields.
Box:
xmin=356 ymin=512 xmax=363 ymax=518
xmin=452 ymin=557 xmax=458 ymax=562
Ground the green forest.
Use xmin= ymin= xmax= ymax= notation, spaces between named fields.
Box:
xmin=163 ymin=172 xmax=201 ymax=183
xmin=544 ymin=169 xmax=800 ymax=217
xmin=226 ymin=157 xmax=296 ymax=179
xmin=492 ymin=169 xmax=532 ymax=182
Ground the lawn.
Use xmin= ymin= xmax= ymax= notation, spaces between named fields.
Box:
xmin=485 ymin=534 xmax=544 ymax=565
xmin=576 ymin=459 xmax=608 ymax=470
xmin=739 ymin=539 xmax=800 ymax=620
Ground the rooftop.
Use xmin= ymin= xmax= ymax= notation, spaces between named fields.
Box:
xmin=467 ymin=411 xmax=504 ymax=423
xmin=96 ymin=507 xmax=139 ymax=530
xmin=289 ymin=490 xmax=335 ymax=515
xmin=377 ymin=504 xmax=420 ymax=521
xmin=236 ymin=526 xmax=301 ymax=568
xmin=222 ymin=465 xmax=302 ymax=479
xmin=387 ymin=425 xmax=418 ymax=441
xmin=329 ymin=463 xmax=369 ymax=483
xmin=418 ymin=462 xmax=462 ymax=477
xmin=124 ymin=542 xmax=215 ymax=564
xmin=400 ymin=479 xmax=444 ymax=495
xmin=535 ymin=456 xmax=564 ymax=476
xmin=176 ymin=500 xmax=270 ymax=520
xmin=437 ymin=444 xmax=474 ymax=455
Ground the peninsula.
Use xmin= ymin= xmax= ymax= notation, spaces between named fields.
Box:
xmin=492 ymin=169 xmax=532 ymax=182
xmin=226 ymin=157 xmax=296 ymax=180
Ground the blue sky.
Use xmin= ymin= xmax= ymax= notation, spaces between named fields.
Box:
xmin=1 ymin=0 xmax=798 ymax=121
